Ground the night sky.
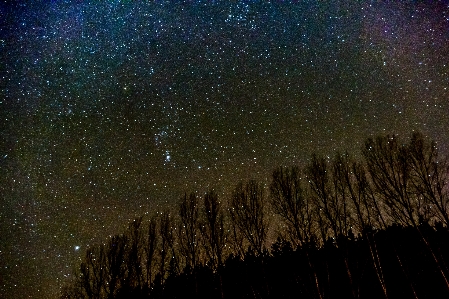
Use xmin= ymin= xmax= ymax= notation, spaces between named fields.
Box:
xmin=2 ymin=1 xmax=449 ymax=298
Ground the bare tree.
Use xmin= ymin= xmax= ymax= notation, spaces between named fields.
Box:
xmin=337 ymin=156 xmax=367 ymax=232
xmin=229 ymin=180 xmax=268 ymax=255
xmin=62 ymin=234 xmax=128 ymax=299
xmin=144 ymin=215 xmax=158 ymax=287
xmin=364 ymin=133 xmax=449 ymax=294
xmin=228 ymin=209 xmax=246 ymax=258
xmin=105 ymin=234 xmax=127 ymax=299
xmin=178 ymin=192 xmax=201 ymax=270
xmin=79 ymin=244 xmax=107 ymax=299
xmin=158 ymin=210 xmax=176 ymax=282
xmin=307 ymin=154 xmax=350 ymax=240
xmin=408 ymin=132 xmax=449 ymax=226
xmin=270 ymin=166 xmax=323 ymax=298
xmin=363 ymin=135 xmax=418 ymax=226
xmin=269 ymin=166 xmax=315 ymax=246
xmin=308 ymin=153 xmax=375 ymax=299
xmin=328 ymin=153 xmax=387 ymax=233
xmin=200 ymin=190 xmax=226 ymax=269
xmin=124 ymin=217 xmax=144 ymax=290
xmin=351 ymin=161 xmax=388 ymax=231
xmin=331 ymin=155 xmax=389 ymax=299
xmin=330 ymin=153 xmax=354 ymax=235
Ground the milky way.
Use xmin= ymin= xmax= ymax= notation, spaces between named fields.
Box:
xmin=2 ymin=2 xmax=449 ymax=298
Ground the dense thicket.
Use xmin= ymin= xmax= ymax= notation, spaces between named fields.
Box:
xmin=60 ymin=132 xmax=449 ymax=299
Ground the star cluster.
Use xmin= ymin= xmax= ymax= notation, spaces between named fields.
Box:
xmin=2 ymin=1 xmax=449 ymax=298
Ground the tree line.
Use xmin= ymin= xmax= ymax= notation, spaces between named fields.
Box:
xmin=60 ymin=132 xmax=449 ymax=299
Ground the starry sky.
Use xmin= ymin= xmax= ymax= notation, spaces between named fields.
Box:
xmin=1 ymin=1 xmax=449 ymax=298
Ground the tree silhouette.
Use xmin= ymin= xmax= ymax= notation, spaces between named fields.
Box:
xmin=363 ymin=135 xmax=419 ymax=226
xmin=79 ymin=244 xmax=107 ymax=299
xmin=229 ymin=180 xmax=268 ymax=255
xmin=270 ymin=166 xmax=316 ymax=246
xmin=200 ymin=190 xmax=227 ymax=269
xmin=123 ymin=217 xmax=144 ymax=292
xmin=178 ymin=192 xmax=200 ymax=270
xmin=307 ymin=154 xmax=351 ymax=240
xmin=351 ymin=161 xmax=387 ymax=231
xmin=364 ymin=133 xmax=449 ymax=295
xmin=269 ymin=166 xmax=324 ymax=298
xmin=157 ymin=210 xmax=176 ymax=284
xmin=144 ymin=216 xmax=158 ymax=287
xmin=106 ymin=234 xmax=128 ymax=298
xmin=408 ymin=132 xmax=449 ymax=226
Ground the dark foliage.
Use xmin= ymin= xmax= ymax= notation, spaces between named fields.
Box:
xmin=146 ymin=224 xmax=449 ymax=299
